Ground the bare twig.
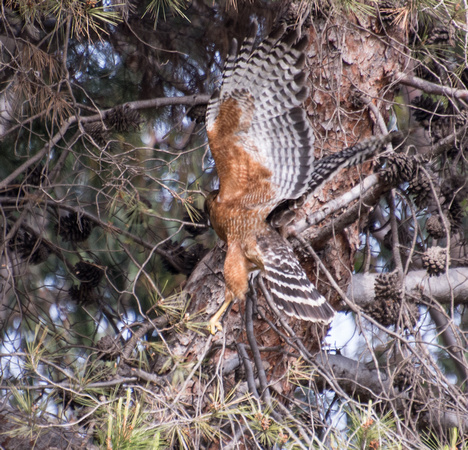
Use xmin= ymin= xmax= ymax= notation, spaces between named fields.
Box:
xmin=121 ymin=317 xmax=168 ymax=361
xmin=245 ymin=291 xmax=271 ymax=403
xmin=237 ymin=343 xmax=259 ymax=399
xmin=388 ymin=190 xmax=404 ymax=275
xmin=0 ymin=117 xmax=73 ymax=190
xmin=0 ymin=94 xmax=211 ymax=140
xmin=396 ymin=72 xmax=468 ymax=101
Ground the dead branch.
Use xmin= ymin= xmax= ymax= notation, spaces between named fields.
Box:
xmin=396 ymin=72 xmax=468 ymax=101
xmin=348 ymin=268 xmax=468 ymax=307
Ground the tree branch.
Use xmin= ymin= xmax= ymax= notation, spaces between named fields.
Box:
xmin=289 ymin=174 xmax=382 ymax=236
xmin=396 ymin=72 xmax=468 ymax=101
xmin=0 ymin=117 xmax=73 ymax=190
xmin=237 ymin=343 xmax=259 ymax=399
xmin=429 ymin=307 xmax=468 ymax=386
xmin=314 ymin=352 xmax=468 ymax=432
xmin=245 ymin=291 xmax=271 ymax=403
xmin=348 ymin=268 xmax=468 ymax=307
xmin=0 ymin=94 xmax=211 ymax=139
xmin=121 ymin=317 xmax=169 ymax=361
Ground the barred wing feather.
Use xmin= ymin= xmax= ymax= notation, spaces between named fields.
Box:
xmin=206 ymin=23 xmax=315 ymax=208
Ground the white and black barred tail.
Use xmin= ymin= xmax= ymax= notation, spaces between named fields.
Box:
xmin=306 ymin=132 xmax=403 ymax=198
xmin=257 ymin=228 xmax=335 ymax=324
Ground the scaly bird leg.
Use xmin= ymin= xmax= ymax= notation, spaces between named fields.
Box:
xmin=208 ymin=291 xmax=234 ymax=334
xmin=208 ymin=243 xmax=251 ymax=334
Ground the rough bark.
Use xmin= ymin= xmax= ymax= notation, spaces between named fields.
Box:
xmin=298 ymin=12 xmax=408 ymax=305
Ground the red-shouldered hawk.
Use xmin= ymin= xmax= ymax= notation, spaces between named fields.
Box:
xmin=204 ymin=22 xmax=399 ymax=334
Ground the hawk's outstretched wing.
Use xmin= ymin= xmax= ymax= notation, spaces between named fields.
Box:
xmin=206 ymin=23 xmax=315 ymax=210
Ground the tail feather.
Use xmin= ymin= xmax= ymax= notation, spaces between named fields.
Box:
xmin=257 ymin=228 xmax=335 ymax=324
xmin=268 ymin=132 xmax=407 ymax=227
xmin=305 ymin=132 xmax=404 ymax=199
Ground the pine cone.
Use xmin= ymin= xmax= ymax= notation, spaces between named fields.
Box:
xmin=377 ymin=0 xmax=398 ymax=27
xmin=74 ymin=261 xmax=104 ymax=287
xmin=411 ymin=96 xmax=446 ymax=124
xmin=378 ymin=153 xmax=414 ymax=185
xmin=455 ymin=109 xmax=468 ymax=128
xmin=407 ymin=171 xmax=432 ymax=209
xmin=422 ymin=246 xmax=448 ymax=276
xmin=279 ymin=2 xmax=312 ymax=28
xmin=12 ymin=230 xmax=50 ymax=265
xmin=374 ymin=271 xmax=402 ymax=301
xmin=57 ymin=213 xmax=94 ymax=242
xmin=183 ymin=243 xmax=208 ymax=273
xmin=426 ymin=215 xmax=447 ymax=239
xmin=183 ymin=207 xmax=209 ymax=237
xmin=96 ymin=336 xmax=121 ymax=360
xmin=104 ymin=105 xmax=142 ymax=132
xmin=395 ymin=364 xmax=415 ymax=390
xmin=83 ymin=122 xmax=109 ymax=147
xmin=428 ymin=118 xmax=451 ymax=143
xmin=187 ymin=104 xmax=207 ymax=124
xmin=426 ymin=26 xmax=451 ymax=46
xmin=160 ymin=240 xmax=207 ymax=275
xmin=365 ymin=297 xmax=401 ymax=327
xmin=364 ymin=272 xmax=403 ymax=327
xmin=28 ymin=241 xmax=50 ymax=265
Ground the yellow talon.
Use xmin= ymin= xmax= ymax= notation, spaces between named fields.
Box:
xmin=207 ymin=295 xmax=233 ymax=335
xmin=207 ymin=319 xmax=223 ymax=335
